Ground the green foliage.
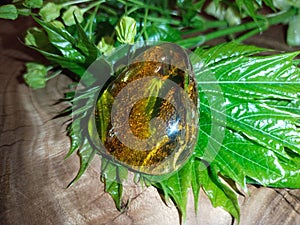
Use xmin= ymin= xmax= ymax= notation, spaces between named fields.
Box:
xmin=24 ymin=0 xmax=43 ymax=9
xmin=63 ymin=41 xmax=300 ymax=223
xmin=146 ymin=24 xmax=182 ymax=42
xmin=23 ymin=62 xmax=47 ymax=89
xmin=62 ymin=6 xmax=84 ymax=26
xmin=39 ymin=2 xmax=61 ymax=21
xmin=101 ymin=157 xmax=127 ymax=210
xmin=1 ymin=0 xmax=300 ymax=224
xmin=0 ymin=4 xmax=18 ymax=20
xmin=148 ymin=42 xmax=300 ymax=221
xmin=287 ymin=14 xmax=300 ymax=46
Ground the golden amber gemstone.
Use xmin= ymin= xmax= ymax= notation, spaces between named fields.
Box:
xmin=95 ymin=43 xmax=199 ymax=175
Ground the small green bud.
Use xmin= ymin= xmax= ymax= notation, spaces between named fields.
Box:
xmin=115 ymin=16 xmax=137 ymax=44
xmin=50 ymin=20 xmax=65 ymax=29
xmin=225 ymin=7 xmax=241 ymax=26
xmin=0 ymin=4 xmax=18 ymax=20
xmin=39 ymin=2 xmax=61 ymax=22
xmin=205 ymin=2 xmax=226 ymax=21
xmin=97 ymin=36 xmax=115 ymax=55
xmin=62 ymin=6 xmax=84 ymax=26
xmin=23 ymin=63 xmax=48 ymax=89
xmin=287 ymin=14 xmax=300 ymax=46
xmin=24 ymin=0 xmax=43 ymax=9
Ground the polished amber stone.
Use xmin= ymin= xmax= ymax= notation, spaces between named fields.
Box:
xmin=95 ymin=43 xmax=199 ymax=175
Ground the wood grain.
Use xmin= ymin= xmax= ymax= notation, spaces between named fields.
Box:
xmin=0 ymin=18 xmax=299 ymax=225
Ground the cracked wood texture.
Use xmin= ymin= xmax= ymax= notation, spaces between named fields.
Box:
xmin=0 ymin=18 xmax=300 ymax=225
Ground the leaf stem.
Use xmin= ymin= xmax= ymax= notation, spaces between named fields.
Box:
xmin=177 ymin=8 xmax=298 ymax=48
xmin=235 ymin=27 xmax=266 ymax=43
xmin=46 ymin=69 xmax=62 ymax=81
xmin=117 ymin=0 xmax=170 ymax=16
xmin=61 ymin=0 xmax=93 ymax=8
xmin=82 ymin=0 xmax=104 ymax=13
xmin=136 ymin=8 xmax=149 ymax=41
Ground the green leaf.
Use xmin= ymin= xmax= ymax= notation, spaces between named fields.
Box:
xmin=177 ymin=0 xmax=205 ymax=25
xmin=101 ymin=157 xmax=127 ymax=210
xmin=24 ymin=0 xmax=43 ymax=8
xmin=66 ymin=40 xmax=300 ymax=224
xmin=74 ymin=16 xmax=100 ymax=65
xmin=194 ymin=42 xmax=300 ymax=189
xmin=190 ymin=160 xmax=201 ymax=213
xmin=236 ymin=0 xmax=258 ymax=19
xmin=17 ymin=8 xmax=31 ymax=16
xmin=0 ymin=4 xmax=18 ymax=20
xmin=39 ymin=2 xmax=61 ymax=22
xmin=200 ymin=164 xmax=240 ymax=221
xmin=66 ymin=119 xmax=83 ymax=159
xmin=34 ymin=17 xmax=86 ymax=63
xmin=146 ymin=23 xmax=182 ymax=42
xmin=23 ymin=62 xmax=47 ymax=89
xmin=25 ymin=27 xmax=57 ymax=53
xmin=193 ymin=42 xmax=267 ymax=66
xmin=69 ymin=138 xmax=96 ymax=186
xmin=152 ymin=161 xmax=192 ymax=220
xmin=33 ymin=48 xmax=86 ymax=77
xmin=95 ymin=89 xmax=114 ymax=144
xmin=62 ymin=6 xmax=84 ymax=26
xmin=262 ymin=0 xmax=275 ymax=9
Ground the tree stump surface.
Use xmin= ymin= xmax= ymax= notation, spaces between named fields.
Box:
xmin=0 ymin=18 xmax=299 ymax=225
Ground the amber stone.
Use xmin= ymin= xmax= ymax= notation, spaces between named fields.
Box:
xmin=95 ymin=43 xmax=199 ymax=175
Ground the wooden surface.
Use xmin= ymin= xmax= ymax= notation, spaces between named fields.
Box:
xmin=0 ymin=18 xmax=300 ymax=225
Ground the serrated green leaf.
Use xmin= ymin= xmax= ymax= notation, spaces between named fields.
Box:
xmin=152 ymin=161 xmax=192 ymax=220
xmin=200 ymin=164 xmax=240 ymax=221
xmin=68 ymin=138 xmax=96 ymax=186
xmin=0 ymin=4 xmax=18 ymax=20
xmin=95 ymin=90 xmax=114 ymax=144
xmin=193 ymin=42 xmax=268 ymax=66
xmin=206 ymin=127 xmax=300 ymax=188
xmin=66 ymin=119 xmax=83 ymax=159
xmin=194 ymin=42 xmax=300 ymax=190
xmin=101 ymin=157 xmax=127 ymax=210
xmin=65 ymin=41 xmax=300 ymax=224
xmin=190 ymin=159 xmax=204 ymax=213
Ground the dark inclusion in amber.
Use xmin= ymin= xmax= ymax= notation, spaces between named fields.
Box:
xmin=95 ymin=43 xmax=199 ymax=175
